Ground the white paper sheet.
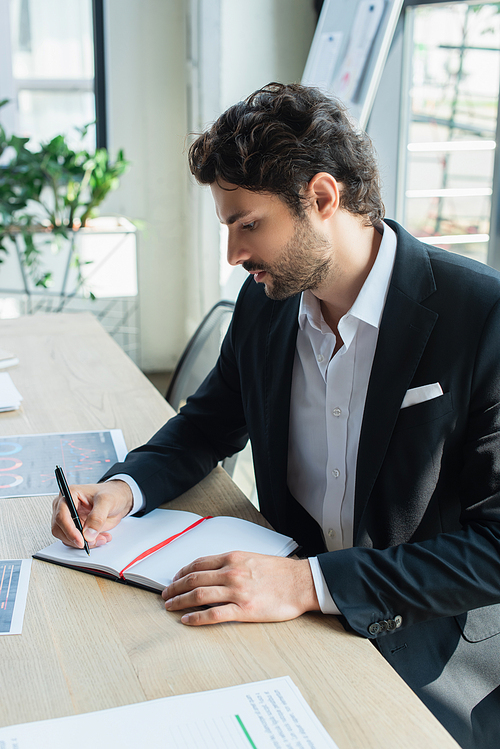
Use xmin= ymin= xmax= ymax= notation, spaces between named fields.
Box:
xmin=0 ymin=372 xmax=23 ymax=411
xmin=0 ymin=348 xmax=19 ymax=370
xmin=0 ymin=676 xmax=339 ymax=748
xmin=0 ymin=559 xmax=31 ymax=635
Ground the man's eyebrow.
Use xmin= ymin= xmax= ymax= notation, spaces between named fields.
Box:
xmin=224 ymin=210 xmax=253 ymax=225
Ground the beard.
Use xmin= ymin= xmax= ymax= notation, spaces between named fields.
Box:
xmin=243 ymin=216 xmax=333 ymax=301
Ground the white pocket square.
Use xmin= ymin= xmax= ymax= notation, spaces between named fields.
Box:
xmin=401 ymin=382 xmax=443 ymax=409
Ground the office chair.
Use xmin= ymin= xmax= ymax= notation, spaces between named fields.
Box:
xmin=166 ymin=300 xmax=238 ymax=476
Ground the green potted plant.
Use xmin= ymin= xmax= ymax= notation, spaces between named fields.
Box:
xmin=0 ymin=99 xmax=130 ymax=304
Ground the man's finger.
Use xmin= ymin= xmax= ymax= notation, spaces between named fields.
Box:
xmin=52 ymin=496 xmax=85 ymax=548
xmin=180 ymin=603 xmax=241 ymax=626
xmin=172 ymin=554 xmax=227 ymax=582
xmin=162 ymin=564 xmax=233 ymax=601
xmin=163 ymin=583 xmax=230 ymax=611
xmin=83 ymin=499 xmax=116 ymax=544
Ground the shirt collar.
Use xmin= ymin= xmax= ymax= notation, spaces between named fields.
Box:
xmin=298 ymin=221 xmax=397 ymax=334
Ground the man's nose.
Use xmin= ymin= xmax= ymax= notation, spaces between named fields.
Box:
xmin=226 ymin=234 xmax=251 ymax=267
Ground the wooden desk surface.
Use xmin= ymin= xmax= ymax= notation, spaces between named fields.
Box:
xmin=0 ymin=313 xmax=459 ymax=748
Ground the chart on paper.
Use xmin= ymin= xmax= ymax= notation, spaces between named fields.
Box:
xmin=0 ymin=560 xmax=21 ymax=632
xmin=0 ymin=560 xmax=31 ymax=635
xmin=0 ymin=430 xmax=127 ymax=499
xmin=171 ymin=714 xmax=257 ymax=748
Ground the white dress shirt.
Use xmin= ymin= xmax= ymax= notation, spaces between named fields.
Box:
xmin=288 ymin=222 xmax=397 ymax=613
xmin=113 ymin=222 xmax=397 ymax=616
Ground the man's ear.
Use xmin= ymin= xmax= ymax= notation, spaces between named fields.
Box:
xmin=306 ymin=172 xmax=340 ymax=221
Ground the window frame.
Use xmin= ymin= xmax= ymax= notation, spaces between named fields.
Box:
xmin=394 ymin=0 xmax=500 ymax=269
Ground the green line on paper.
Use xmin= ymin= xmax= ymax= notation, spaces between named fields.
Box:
xmin=236 ymin=714 xmax=258 ymax=748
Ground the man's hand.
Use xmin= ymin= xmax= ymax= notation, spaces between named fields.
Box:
xmin=51 ymin=480 xmax=133 ymax=549
xmin=161 ymin=551 xmax=320 ymax=625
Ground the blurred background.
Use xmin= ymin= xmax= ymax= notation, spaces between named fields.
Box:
xmin=1 ymin=0 xmax=499 ymax=374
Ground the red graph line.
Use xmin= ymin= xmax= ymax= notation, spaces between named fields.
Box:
xmin=59 ymin=437 xmax=100 ymax=475
xmin=3 ymin=565 xmax=14 ymax=609
xmin=59 ymin=436 xmax=67 ymax=475
xmin=0 ymin=563 xmax=6 ymax=603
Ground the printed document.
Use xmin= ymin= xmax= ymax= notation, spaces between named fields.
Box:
xmin=0 ymin=676 xmax=339 ymax=748
xmin=0 ymin=559 xmax=31 ymax=635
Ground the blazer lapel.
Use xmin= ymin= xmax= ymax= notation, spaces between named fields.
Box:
xmin=263 ymin=296 xmax=299 ymax=502
xmin=354 ymin=222 xmax=439 ymax=538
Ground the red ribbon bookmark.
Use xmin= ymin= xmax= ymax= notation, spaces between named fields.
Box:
xmin=119 ymin=516 xmax=213 ymax=578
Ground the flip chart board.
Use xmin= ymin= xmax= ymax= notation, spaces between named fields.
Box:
xmin=302 ymin=0 xmax=404 ymax=128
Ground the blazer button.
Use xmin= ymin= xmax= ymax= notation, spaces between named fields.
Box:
xmin=394 ymin=615 xmax=403 ymax=628
xmin=368 ymin=622 xmax=381 ymax=635
xmin=386 ymin=618 xmax=397 ymax=631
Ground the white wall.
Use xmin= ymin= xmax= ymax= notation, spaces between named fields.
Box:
xmin=221 ymin=0 xmax=316 ymax=111
xmin=218 ymin=0 xmax=317 ymax=303
xmin=102 ymin=0 xmax=189 ymax=372
xmin=101 ymin=0 xmax=316 ymax=372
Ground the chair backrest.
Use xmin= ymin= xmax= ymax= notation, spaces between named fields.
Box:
xmin=166 ymin=300 xmax=235 ymax=412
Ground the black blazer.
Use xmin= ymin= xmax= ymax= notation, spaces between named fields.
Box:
xmin=103 ymin=221 xmax=500 ymax=748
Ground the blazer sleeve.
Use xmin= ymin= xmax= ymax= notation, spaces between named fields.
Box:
xmin=318 ymin=296 xmax=500 ymax=639
xmin=100 ymin=288 xmax=251 ymax=514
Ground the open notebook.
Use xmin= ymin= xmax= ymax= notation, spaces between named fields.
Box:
xmin=34 ymin=508 xmax=298 ymax=592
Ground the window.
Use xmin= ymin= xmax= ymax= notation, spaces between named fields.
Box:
xmin=400 ymin=1 xmax=500 ymax=264
xmin=1 ymin=0 xmax=100 ymax=151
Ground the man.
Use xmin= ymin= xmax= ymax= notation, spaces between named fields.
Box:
xmin=52 ymin=83 xmax=500 ymax=748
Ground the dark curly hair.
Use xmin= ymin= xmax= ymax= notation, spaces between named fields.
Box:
xmin=188 ymin=82 xmax=384 ymax=226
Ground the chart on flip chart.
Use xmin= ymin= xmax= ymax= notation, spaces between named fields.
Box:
xmin=0 ymin=430 xmax=127 ymax=499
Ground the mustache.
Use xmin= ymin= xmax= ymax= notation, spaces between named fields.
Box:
xmin=243 ymin=260 xmax=270 ymax=273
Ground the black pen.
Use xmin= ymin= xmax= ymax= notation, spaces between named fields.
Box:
xmin=55 ymin=465 xmax=90 ymax=555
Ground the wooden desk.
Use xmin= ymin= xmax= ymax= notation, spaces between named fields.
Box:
xmin=0 ymin=314 xmax=459 ymax=748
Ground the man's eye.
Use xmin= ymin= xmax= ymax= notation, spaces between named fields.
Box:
xmin=242 ymin=222 xmax=256 ymax=230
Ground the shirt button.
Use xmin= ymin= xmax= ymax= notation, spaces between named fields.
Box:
xmin=331 ymin=469 xmax=340 ymax=478
xmin=332 ymin=407 xmax=341 ymax=417
xmin=317 ymin=354 xmax=324 ymax=362
xmin=327 ymin=528 xmax=335 ymax=538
